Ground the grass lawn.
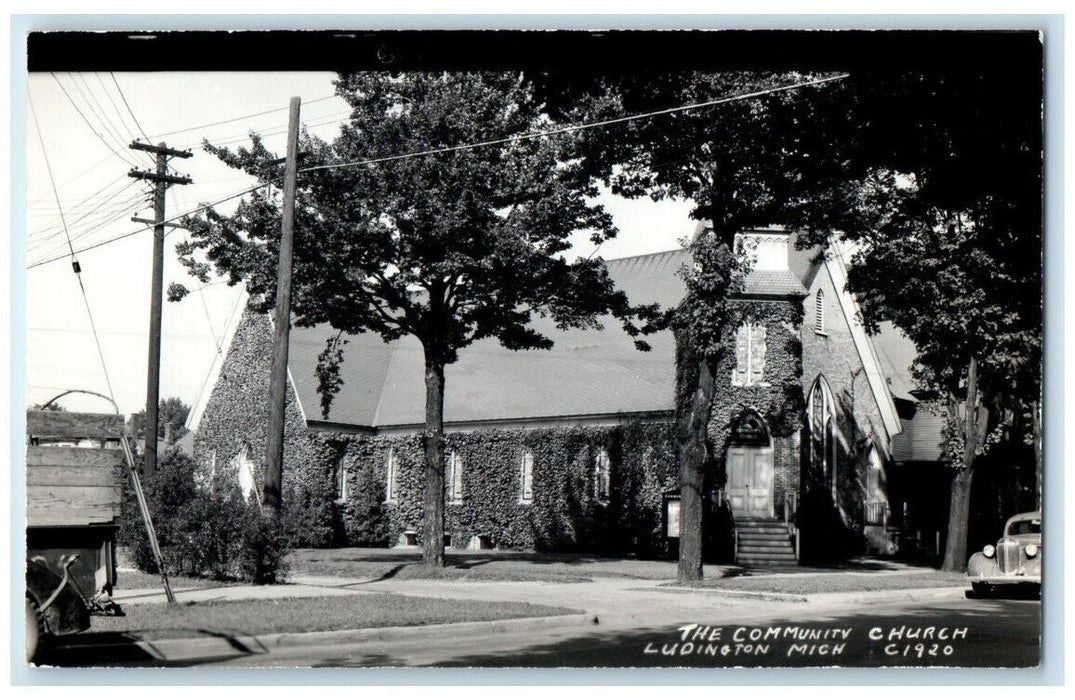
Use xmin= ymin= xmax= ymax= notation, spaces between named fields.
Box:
xmin=88 ymin=593 xmax=577 ymax=640
xmin=676 ymin=571 xmax=968 ymax=594
xmin=116 ymin=569 xmax=246 ymax=592
xmin=288 ymin=548 xmax=701 ymax=582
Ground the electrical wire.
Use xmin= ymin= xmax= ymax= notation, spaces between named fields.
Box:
xmin=109 ymin=72 xmax=152 ymax=144
xmin=27 ymin=181 xmax=146 ymax=252
xmin=181 ymin=111 xmax=352 ymax=151
xmin=26 ymin=182 xmax=272 ymax=269
xmin=148 ymin=94 xmax=338 ymax=139
xmin=28 ymin=74 xmax=847 ymax=270
xmin=300 ymin=73 xmax=850 ymax=174
xmin=70 ymin=73 xmax=132 ymax=156
xmin=29 ymin=90 xmax=123 ymax=405
xmin=50 ymin=72 xmax=141 ymax=169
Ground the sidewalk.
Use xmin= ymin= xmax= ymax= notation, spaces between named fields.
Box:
xmin=47 ymin=560 xmax=967 ymax=666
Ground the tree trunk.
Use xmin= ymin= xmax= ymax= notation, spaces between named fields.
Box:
xmin=674 ymin=330 xmax=717 ymax=583
xmin=942 ymin=357 xmax=979 ymax=572
xmin=421 ymin=352 xmax=446 ymax=569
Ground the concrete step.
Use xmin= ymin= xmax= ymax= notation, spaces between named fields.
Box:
xmin=736 ymin=525 xmax=790 ymax=534
xmin=739 ymin=552 xmax=798 ymax=561
xmin=739 ymin=544 xmax=796 ymax=554
xmin=738 ymin=532 xmax=792 ymax=541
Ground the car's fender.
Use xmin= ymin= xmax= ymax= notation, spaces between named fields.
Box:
xmin=967 ymin=551 xmax=999 ymax=578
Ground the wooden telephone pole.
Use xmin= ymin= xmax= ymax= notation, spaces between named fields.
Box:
xmin=264 ymin=97 xmax=301 ymax=515
xmin=128 ymin=142 xmax=192 ymax=476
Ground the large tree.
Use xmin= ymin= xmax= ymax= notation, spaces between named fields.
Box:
xmin=554 ymin=71 xmax=847 ymax=581
xmin=174 ymin=72 xmax=657 ymax=568
xmin=556 ymin=61 xmax=1041 ymax=577
xmin=800 ymin=67 xmax=1043 ymax=571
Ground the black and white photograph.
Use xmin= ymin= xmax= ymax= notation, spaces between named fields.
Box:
xmin=14 ymin=22 xmax=1051 ymax=677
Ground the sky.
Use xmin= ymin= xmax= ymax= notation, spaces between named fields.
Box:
xmin=22 ymin=71 xmax=697 ymax=417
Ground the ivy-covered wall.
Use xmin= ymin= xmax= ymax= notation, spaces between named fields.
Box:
xmin=192 ymin=286 xmax=883 ymax=563
xmin=334 ymin=422 xmax=678 ymax=556
xmin=194 ymin=311 xmax=680 ymax=555
xmin=192 ymin=310 xmax=339 ymax=548
xmin=706 ymin=298 xmax=805 ymax=520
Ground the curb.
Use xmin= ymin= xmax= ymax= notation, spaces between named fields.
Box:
xmin=649 ymin=586 xmax=810 ymax=603
xmin=47 ymin=613 xmax=592 ymax=662
xmin=649 ymin=584 xmax=969 ymax=606
xmin=812 ymin=586 xmax=969 ymax=605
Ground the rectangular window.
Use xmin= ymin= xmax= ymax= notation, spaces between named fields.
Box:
xmin=334 ymin=453 xmax=349 ymax=504
xmin=520 ymin=450 xmax=534 ymax=504
xmin=595 ymin=449 xmax=611 ymax=504
xmin=446 ymin=451 xmax=464 ymax=503
xmin=385 ymin=447 xmax=398 ymax=503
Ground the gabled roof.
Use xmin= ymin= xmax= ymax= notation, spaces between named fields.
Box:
xmin=873 ymin=322 xmax=919 ymax=403
xmin=192 ymin=229 xmax=908 ymax=435
xmin=823 ymin=240 xmax=904 ymax=440
xmin=289 ymin=248 xmax=690 ymax=428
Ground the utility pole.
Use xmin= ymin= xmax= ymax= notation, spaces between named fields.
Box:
xmin=128 ymin=142 xmax=192 ymax=477
xmin=264 ymin=97 xmax=301 ymax=516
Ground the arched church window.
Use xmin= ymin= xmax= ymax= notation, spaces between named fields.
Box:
xmin=808 ymin=376 xmax=839 ymax=500
xmin=733 ymin=322 xmax=767 ymax=387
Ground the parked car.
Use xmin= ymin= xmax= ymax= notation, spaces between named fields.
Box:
xmin=967 ymin=510 xmax=1041 ymax=596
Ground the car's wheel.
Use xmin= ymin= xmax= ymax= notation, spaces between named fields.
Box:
xmin=25 ymin=596 xmax=43 ymax=664
xmin=971 ymin=582 xmax=994 ymax=597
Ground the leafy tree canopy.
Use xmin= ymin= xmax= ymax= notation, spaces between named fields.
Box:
xmin=175 ymin=72 xmax=662 ymax=415
xmin=129 ymin=396 xmax=191 ymax=441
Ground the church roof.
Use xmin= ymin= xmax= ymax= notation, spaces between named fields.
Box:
xmin=288 ymin=248 xmax=689 ymax=428
xmin=176 ymin=227 xmax=908 ymax=437
xmin=287 ymin=235 xmax=822 ymax=430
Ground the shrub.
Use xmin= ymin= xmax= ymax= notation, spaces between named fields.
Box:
xmin=119 ymin=449 xmax=291 ymax=583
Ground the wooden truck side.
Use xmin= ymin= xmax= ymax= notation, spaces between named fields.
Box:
xmin=25 ymin=409 xmax=126 ymax=662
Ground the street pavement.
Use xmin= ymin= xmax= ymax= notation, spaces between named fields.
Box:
xmin=32 ymin=566 xmax=1041 ymax=669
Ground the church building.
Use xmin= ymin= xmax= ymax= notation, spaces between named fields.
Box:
xmin=186 ymin=227 xmax=933 ymax=566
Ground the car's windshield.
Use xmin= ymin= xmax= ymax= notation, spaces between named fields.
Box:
xmin=1008 ymin=519 xmax=1041 ymax=536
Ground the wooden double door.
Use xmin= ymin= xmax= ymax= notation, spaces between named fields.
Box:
xmin=726 ymin=445 xmax=775 ymax=519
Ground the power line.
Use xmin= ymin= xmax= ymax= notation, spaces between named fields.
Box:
xmin=28 ymin=93 xmax=78 ymax=264
xmin=70 ymin=73 xmax=131 ymax=156
xmin=26 ymin=182 xmax=271 ymax=269
xmin=109 ymin=72 xmax=152 ymax=144
xmin=181 ymin=111 xmax=352 ymax=151
xmin=28 ymin=196 xmax=150 ymax=262
xmin=301 ymin=73 xmax=850 ymax=174
xmin=50 ymin=72 xmax=140 ymax=169
xmin=28 ymin=74 xmax=847 ymax=271
xmin=27 ymin=180 xmax=145 ymax=251
xmin=148 ymin=94 xmax=338 ymax=139
xmin=30 ymin=86 xmax=125 ymax=409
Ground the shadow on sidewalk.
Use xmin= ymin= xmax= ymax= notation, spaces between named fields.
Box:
xmin=34 ymin=629 xmax=267 ymax=668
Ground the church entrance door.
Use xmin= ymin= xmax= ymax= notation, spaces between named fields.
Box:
xmin=726 ymin=445 xmax=774 ymax=519
xmin=725 ymin=410 xmax=775 ymax=519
